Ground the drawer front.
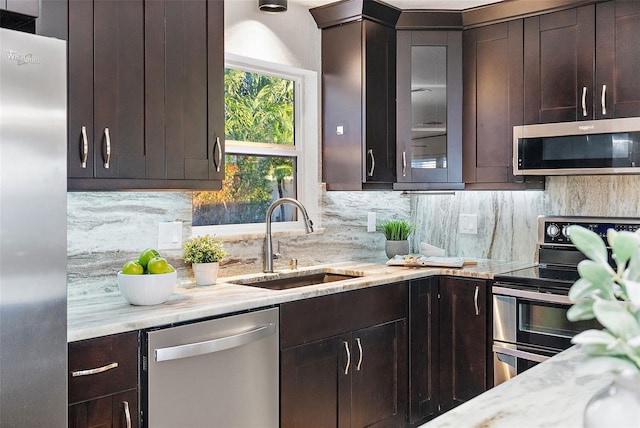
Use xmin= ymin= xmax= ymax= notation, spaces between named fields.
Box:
xmin=280 ymin=282 xmax=408 ymax=349
xmin=69 ymin=331 xmax=138 ymax=405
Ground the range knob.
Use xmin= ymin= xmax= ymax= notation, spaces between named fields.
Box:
xmin=562 ymin=225 xmax=571 ymax=238
xmin=546 ymin=223 xmax=561 ymax=238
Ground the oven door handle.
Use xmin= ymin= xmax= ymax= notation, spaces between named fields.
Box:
xmin=492 ymin=286 xmax=572 ymax=305
xmin=492 ymin=344 xmax=550 ymax=363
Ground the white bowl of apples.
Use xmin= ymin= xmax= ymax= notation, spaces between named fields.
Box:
xmin=117 ymin=249 xmax=177 ymax=306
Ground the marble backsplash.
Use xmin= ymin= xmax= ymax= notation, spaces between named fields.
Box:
xmin=67 ymin=175 xmax=640 ymax=297
xmin=67 ymin=190 xmax=410 ymax=297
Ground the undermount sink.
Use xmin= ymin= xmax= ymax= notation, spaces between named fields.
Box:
xmin=231 ymin=270 xmax=363 ymax=291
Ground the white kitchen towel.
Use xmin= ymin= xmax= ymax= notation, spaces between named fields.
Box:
xmin=420 ymin=242 xmax=446 ymax=257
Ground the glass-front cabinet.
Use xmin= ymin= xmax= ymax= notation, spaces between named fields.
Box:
xmin=395 ymin=31 xmax=463 ymax=190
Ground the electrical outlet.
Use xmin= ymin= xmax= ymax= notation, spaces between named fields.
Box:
xmin=459 ymin=214 xmax=478 ymax=235
xmin=158 ymin=221 xmax=183 ymax=250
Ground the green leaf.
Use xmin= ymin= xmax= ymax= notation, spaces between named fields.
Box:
xmin=567 ymin=300 xmax=595 ymax=321
xmin=568 ymin=278 xmax=600 ymax=302
xmin=568 ymin=225 xmax=608 ymax=264
xmin=609 ymin=230 xmax=640 ymax=267
xmin=593 ymin=300 xmax=640 ymax=339
xmin=626 ymin=248 xmax=640 ymax=282
xmin=621 ymin=279 xmax=640 ymax=307
xmin=571 ymin=329 xmax=617 ymax=346
xmin=577 ymin=260 xmax=613 ymax=286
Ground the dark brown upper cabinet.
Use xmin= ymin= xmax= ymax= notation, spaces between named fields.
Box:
xmin=524 ymin=1 xmax=640 ymax=125
xmin=311 ymin=0 xmax=400 ymax=191
xmin=394 ymin=30 xmax=464 ymax=190
xmin=67 ymin=0 xmax=224 ymax=191
xmin=462 ymin=20 xmax=544 ymax=190
xmin=595 ymin=1 xmax=640 ymax=119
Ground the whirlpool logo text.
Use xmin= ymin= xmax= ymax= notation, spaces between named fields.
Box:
xmin=5 ymin=49 xmax=40 ymax=66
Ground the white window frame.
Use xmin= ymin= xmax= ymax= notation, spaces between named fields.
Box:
xmin=192 ymin=53 xmax=319 ymax=238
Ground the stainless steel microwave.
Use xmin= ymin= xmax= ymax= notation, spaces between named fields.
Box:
xmin=513 ymin=117 xmax=640 ymax=175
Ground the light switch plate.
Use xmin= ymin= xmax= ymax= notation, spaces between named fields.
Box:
xmin=459 ymin=214 xmax=478 ymax=235
xmin=367 ymin=212 xmax=376 ymax=232
xmin=158 ymin=221 xmax=183 ymax=250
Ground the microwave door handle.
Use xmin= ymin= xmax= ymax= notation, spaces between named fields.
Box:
xmin=492 ymin=344 xmax=550 ymax=364
xmin=492 ymin=286 xmax=572 ymax=305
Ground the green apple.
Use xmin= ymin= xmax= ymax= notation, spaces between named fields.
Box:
xmin=122 ymin=260 xmax=144 ymax=275
xmin=138 ymin=248 xmax=161 ymax=269
xmin=147 ymin=256 xmax=170 ymax=274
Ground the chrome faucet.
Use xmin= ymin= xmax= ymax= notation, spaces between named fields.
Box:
xmin=264 ymin=198 xmax=314 ymax=273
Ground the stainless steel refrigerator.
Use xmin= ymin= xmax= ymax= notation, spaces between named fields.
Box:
xmin=0 ymin=28 xmax=67 ymax=425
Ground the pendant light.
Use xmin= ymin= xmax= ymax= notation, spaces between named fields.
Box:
xmin=259 ymin=0 xmax=287 ymax=12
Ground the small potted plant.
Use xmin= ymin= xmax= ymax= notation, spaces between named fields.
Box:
xmin=378 ymin=219 xmax=415 ymax=259
xmin=566 ymin=225 xmax=640 ymax=426
xmin=183 ymin=235 xmax=226 ymax=286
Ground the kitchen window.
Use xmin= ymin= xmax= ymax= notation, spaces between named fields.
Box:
xmin=192 ymin=55 xmax=318 ymax=237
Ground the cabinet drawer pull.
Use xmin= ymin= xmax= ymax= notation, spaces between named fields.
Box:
xmin=474 ymin=286 xmax=480 ymax=316
xmin=367 ymin=149 xmax=375 ymax=177
xmin=601 ymin=84 xmax=607 ymax=116
xmin=343 ymin=341 xmax=351 ymax=375
xmin=581 ymin=86 xmax=588 ymax=117
xmin=213 ymin=136 xmax=222 ymax=173
xmin=402 ymin=151 xmax=407 ymax=177
xmin=80 ymin=126 xmax=88 ymax=168
xmin=123 ymin=401 xmax=132 ymax=428
xmin=71 ymin=362 xmax=118 ymax=377
xmin=103 ymin=127 xmax=111 ymax=169
xmin=355 ymin=337 xmax=363 ymax=371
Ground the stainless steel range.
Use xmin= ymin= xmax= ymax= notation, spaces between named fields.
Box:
xmin=491 ymin=215 xmax=640 ymax=386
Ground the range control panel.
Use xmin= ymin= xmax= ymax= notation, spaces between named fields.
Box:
xmin=537 ymin=216 xmax=640 ymax=246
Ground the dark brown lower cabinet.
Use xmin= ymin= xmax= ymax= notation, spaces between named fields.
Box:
xmin=280 ymin=282 xmax=408 ymax=427
xmin=439 ymin=277 xmax=488 ymax=412
xmin=409 ymin=276 xmax=488 ymax=426
xmin=68 ymin=390 xmax=138 ymax=428
xmin=68 ymin=331 xmax=139 ymax=428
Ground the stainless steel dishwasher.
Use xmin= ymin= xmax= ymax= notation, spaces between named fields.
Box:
xmin=142 ymin=307 xmax=279 ymax=428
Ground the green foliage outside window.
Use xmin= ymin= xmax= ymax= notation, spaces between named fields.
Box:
xmin=193 ymin=69 xmax=296 ymax=226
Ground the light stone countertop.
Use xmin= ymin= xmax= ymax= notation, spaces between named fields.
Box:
xmin=68 ymin=259 xmax=533 ymax=342
xmin=421 ymin=346 xmax=620 ymax=428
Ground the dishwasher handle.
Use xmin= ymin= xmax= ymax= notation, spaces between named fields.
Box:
xmin=155 ymin=323 xmax=277 ymax=362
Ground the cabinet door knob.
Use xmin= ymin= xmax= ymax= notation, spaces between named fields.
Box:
xmin=343 ymin=341 xmax=351 ymax=375
xmin=355 ymin=337 xmax=363 ymax=371
xmin=601 ymin=84 xmax=607 ymax=116
xmin=80 ymin=126 xmax=88 ymax=169
xmin=103 ymin=127 xmax=111 ymax=169
xmin=581 ymin=86 xmax=588 ymax=117
xmin=367 ymin=149 xmax=375 ymax=177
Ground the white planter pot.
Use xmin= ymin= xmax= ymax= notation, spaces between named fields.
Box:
xmin=192 ymin=262 xmax=220 ymax=286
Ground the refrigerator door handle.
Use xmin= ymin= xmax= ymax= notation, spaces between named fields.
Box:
xmin=155 ymin=323 xmax=276 ymax=362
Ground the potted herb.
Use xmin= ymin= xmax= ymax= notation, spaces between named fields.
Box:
xmin=183 ymin=235 xmax=226 ymax=285
xmin=378 ymin=219 xmax=415 ymax=259
xmin=566 ymin=225 xmax=640 ymax=426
